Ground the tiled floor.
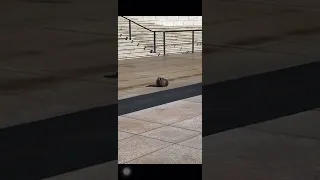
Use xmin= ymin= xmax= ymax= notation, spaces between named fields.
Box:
xmin=118 ymin=95 xmax=202 ymax=164
xmin=203 ymin=109 xmax=320 ymax=180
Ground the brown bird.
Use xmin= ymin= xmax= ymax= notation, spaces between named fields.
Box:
xmin=156 ymin=77 xmax=169 ymax=87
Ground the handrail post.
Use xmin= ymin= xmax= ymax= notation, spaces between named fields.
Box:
xmin=163 ymin=32 xmax=166 ymax=56
xmin=153 ymin=32 xmax=156 ymax=53
xmin=129 ymin=20 xmax=131 ymax=40
xmin=192 ymin=30 xmax=194 ymax=53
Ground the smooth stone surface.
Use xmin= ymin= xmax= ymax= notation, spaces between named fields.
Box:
xmin=171 ymin=115 xmax=202 ymax=132
xmin=128 ymin=144 xmax=202 ymax=164
xmin=118 ymin=135 xmax=171 ymax=164
xmin=118 ymin=131 xmax=134 ymax=141
xmin=182 ymin=95 xmax=202 ymax=103
xmin=141 ymin=126 xmax=201 ymax=143
xmin=118 ymin=116 xmax=164 ymax=134
xmin=123 ymin=100 xmax=202 ymax=125
xmin=178 ymin=134 xmax=202 ymax=150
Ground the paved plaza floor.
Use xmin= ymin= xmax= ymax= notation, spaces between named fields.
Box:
xmin=118 ymin=95 xmax=202 ymax=164
xmin=44 ymin=108 xmax=320 ymax=179
xmin=2 ymin=0 xmax=320 ymax=178
xmin=118 ymin=53 xmax=202 ymax=91
xmin=203 ymin=109 xmax=320 ymax=180
xmin=117 ymin=50 xmax=202 ymax=164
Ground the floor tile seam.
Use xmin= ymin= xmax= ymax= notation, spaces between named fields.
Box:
xmin=123 ymin=133 xmax=202 ymax=164
xmin=168 ymin=124 xmax=202 ymax=133
xmin=120 ymin=113 xmax=202 ymax=128
xmin=121 ymin=143 xmax=175 ymax=164
xmin=170 ymin=113 xmax=202 ymax=123
xmin=125 ymin=143 xmax=202 ymax=164
xmin=118 ymin=130 xmax=136 ymax=141
xmin=118 ymin=117 xmax=202 ymax=135
xmin=135 ymin=131 xmax=203 ymax=144
xmin=118 ymin=132 xmax=175 ymax=144
xmin=118 ymin=130 xmax=137 ymax=135
xmin=119 ymin=116 xmax=167 ymax=126
xmin=118 ymin=125 xmax=168 ymax=137
xmin=175 ymin=143 xmax=202 ymax=150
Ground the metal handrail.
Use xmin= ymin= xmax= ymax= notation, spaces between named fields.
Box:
xmin=154 ymin=29 xmax=202 ymax=33
xmin=120 ymin=16 xmax=152 ymax=40
xmin=119 ymin=16 xmax=202 ymax=56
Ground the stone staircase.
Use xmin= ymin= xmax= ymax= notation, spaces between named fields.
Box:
xmin=118 ymin=16 xmax=202 ymax=60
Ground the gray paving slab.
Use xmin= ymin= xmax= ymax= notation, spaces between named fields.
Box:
xmin=246 ymin=111 xmax=320 ymax=139
xmin=182 ymin=95 xmax=202 ymax=103
xmin=118 ymin=131 xmax=135 ymax=141
xmin=178 ymin=134 xmax=202 ymax=150
xmin=171 ymin=115 xmax=202 ymax=132
xmin=141 ymin=126 xmax=201 ymax=143
xmin=123 ymin=100 xmax=202 ymax=125
xmin=128 ymin=144 xmax=202 ymax=164
xmin=118 ymin=94 xmax=202 ymax=164
xmin=203 ymin=128 xmax=320 ymax=180
xmin=118 ymin=116 xmax=164 ymax=134
xmin=118 ymin=135 xmax=172 ymax=164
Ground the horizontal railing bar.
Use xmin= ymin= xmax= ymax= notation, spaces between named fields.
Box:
xmin=119 ymin=16 xmax=202 ymax=59
xmin=154 ymin=29 xmax=202 ymax=33
xmin=120 ymin=16 xmax=153 ymax=32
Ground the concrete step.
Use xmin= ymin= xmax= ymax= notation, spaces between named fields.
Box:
xmin=118 ymin=16 xmax=202 ymax=60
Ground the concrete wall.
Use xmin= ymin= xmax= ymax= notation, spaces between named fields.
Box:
xmin=128 ymin=16 xmax=202 ymax=26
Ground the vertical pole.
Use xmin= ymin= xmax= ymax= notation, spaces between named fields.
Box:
xmin=192 ymin=31 xmax=194 ymax=53
xmin=154 ymin=31 xmax=156 ymax=53
xmin=163 ymin=31 xmax=166 ymax=56
xmin=129 ymin=20 xmax=131 ymax=40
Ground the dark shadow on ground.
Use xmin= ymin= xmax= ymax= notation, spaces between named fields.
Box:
xmin=104 ymin=72 xmax=118 ymax=78
xmin=146 ymin=84 xmax=158 ymax=87
xmin=203 ymin=61 xmax=320 ymax=136
xmin=0 ymin=104 xmax=117 ymax=179
xmin=119 ymin=83 xmax=202 ymax=116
